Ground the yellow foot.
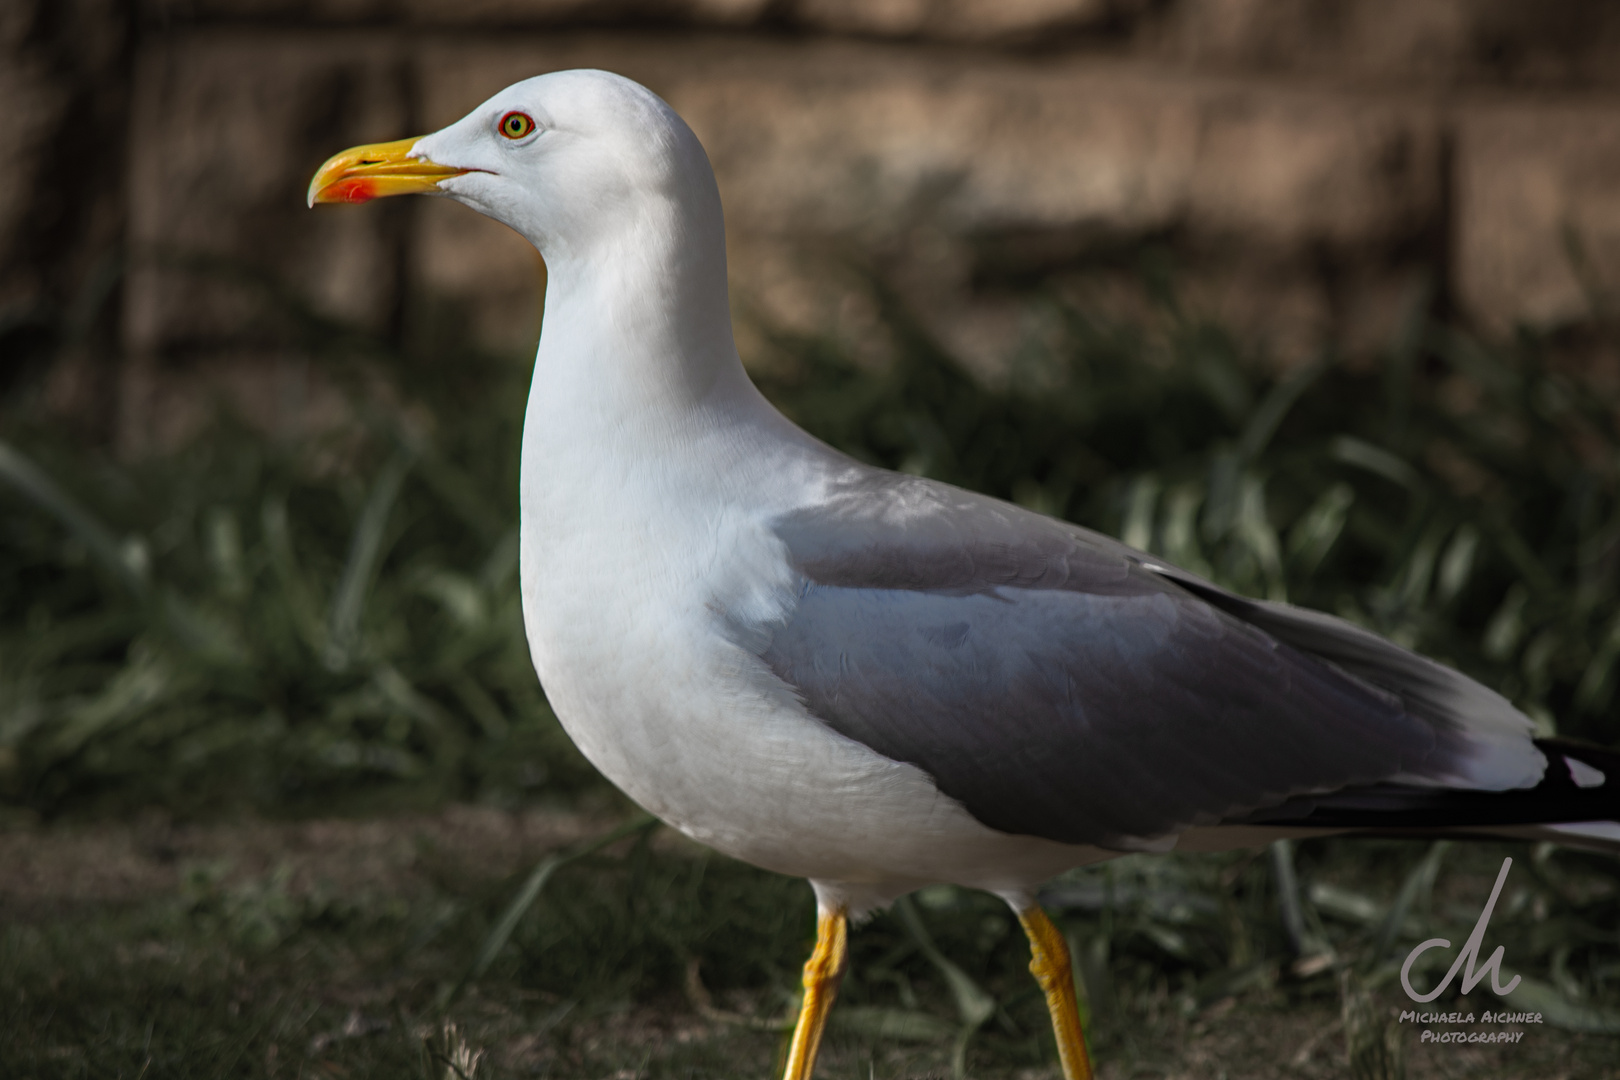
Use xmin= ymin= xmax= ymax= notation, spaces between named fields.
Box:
xmin=1018 ymin=905 xmax=1094 ymax=1080
xmin=781 ymin=907 xmax=849 ymax=1080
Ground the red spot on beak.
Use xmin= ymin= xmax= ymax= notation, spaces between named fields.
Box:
xmin=329 ymin=178 xmax=377 ymax=204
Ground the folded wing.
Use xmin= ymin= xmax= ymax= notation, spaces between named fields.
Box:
xmin=763 ymin=469 xmax=1547 ymax=850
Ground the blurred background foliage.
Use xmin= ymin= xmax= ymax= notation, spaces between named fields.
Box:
xmin=3 ymin=257 xmax=1620 ymax=1074
xmin=7 ymin=255 xmax=1620 ymax=819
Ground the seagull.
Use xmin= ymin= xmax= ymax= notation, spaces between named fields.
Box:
xmin=309 ymin=70 xmax=1620 ymax=1079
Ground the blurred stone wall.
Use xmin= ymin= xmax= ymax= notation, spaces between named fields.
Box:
xmin=4 ymin=0 xmax=1620 ymax=449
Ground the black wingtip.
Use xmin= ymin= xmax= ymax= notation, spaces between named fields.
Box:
xmin=1234 ymin=736 xmax=1619 ymax=841
xmin=1535 ymin=736 xmax=1618 ymax=791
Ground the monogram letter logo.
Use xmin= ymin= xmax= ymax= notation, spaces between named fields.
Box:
xmin=1401 ymin=857 xmax=1521 ymax=1002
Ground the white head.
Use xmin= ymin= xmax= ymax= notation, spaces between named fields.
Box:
xmin=310 ymin=70 xmax=741 ymax=400
xmin=310 ymin=69 xmax=725 ymax=271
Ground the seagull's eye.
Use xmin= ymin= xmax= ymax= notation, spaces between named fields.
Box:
xmin=499 ymin=111 xmax=536 ymax=140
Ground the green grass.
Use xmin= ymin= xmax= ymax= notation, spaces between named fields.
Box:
xmin=4 ymin=819 xmax=1619 ymax=1078
xmin=3 ymin=254 xmax=1620 ymax=1075
xmin=0 ymin=284 xmax=600 ymax=819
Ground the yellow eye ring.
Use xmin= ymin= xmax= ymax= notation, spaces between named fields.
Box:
xmin=499 ymin=111 xmax=536 ymax=140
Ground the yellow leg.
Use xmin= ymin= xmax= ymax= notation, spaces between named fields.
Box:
xmin=1018 ymin=906 xmax=1094 ymax=1080
xmin=781 ymin=908 xmax=849 ymax=1080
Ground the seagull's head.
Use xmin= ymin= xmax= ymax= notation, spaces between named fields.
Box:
xmin=307 ymin=69 xmax=719 ymax=260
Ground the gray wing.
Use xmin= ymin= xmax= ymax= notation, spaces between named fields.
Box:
xmin=762 ymin=469 xmax=1541 ymax=850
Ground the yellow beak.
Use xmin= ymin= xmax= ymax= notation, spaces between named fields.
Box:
xmin=306 ymin=136 xmax=471 ymax=207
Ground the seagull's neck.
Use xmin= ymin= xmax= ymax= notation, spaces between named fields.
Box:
xmin=520 ymin=194 xmax=821 ymax=537
xmin=530 ymin=193 xmax=748 ymax=429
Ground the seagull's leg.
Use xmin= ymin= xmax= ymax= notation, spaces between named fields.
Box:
xmin=1017 ymin=905 xmax=1094 ymax=1080
xmin=780 ymin=905 xmax=849 ymax=1080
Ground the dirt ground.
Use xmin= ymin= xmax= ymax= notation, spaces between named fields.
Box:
xmin=0 ymin=804 xmax=612 ymax=917
xmin=3 ymin=807 xmax=1616 ymax=1079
